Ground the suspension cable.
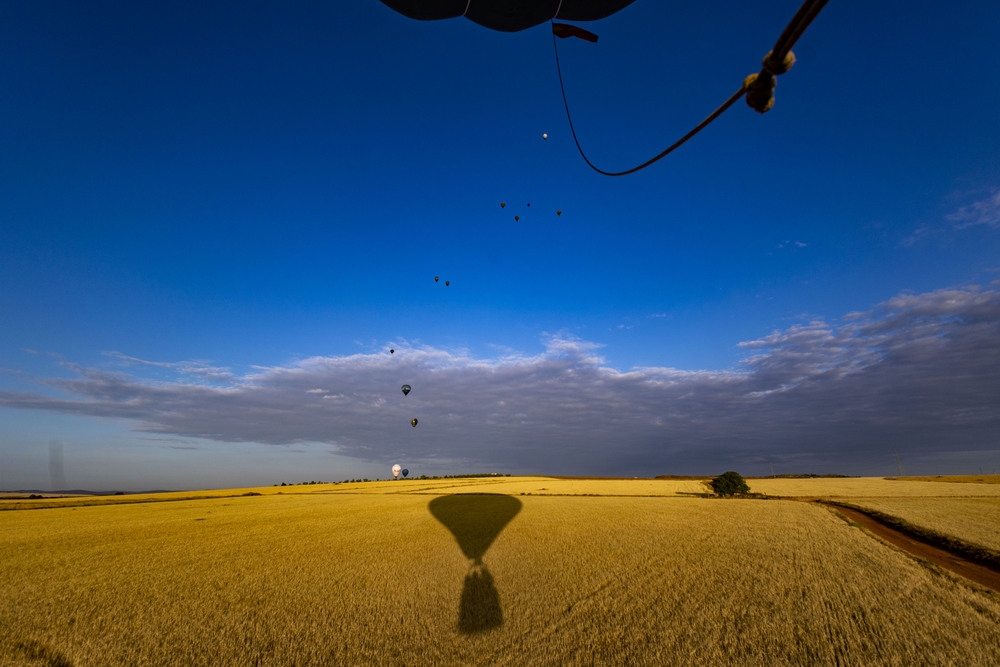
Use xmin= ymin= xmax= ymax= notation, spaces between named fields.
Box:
xmin=553 ymin=0 xmax=831 ymax=176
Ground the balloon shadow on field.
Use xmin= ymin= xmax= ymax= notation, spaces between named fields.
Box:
xmin=428 ymin=494 xmax=522 ymax=634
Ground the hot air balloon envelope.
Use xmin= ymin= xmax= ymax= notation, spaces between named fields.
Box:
xmin=401 ymin=384 xmax=411 ymax=396
xmin=392 ymin=463 xmax=402 ymax=479
xmin=402 ymin=468 xmax=409 ymax=477
xmin=378 ymin=0 xmax=637 ymax=32
xmin=411 ymin=418 xmax=419 ymax=428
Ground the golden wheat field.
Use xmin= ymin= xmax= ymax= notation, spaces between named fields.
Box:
xmin=843 ymin=497 xmax=1000 ymax=554
xmin=746 ymin=476 xmax=1000 ymax=498
xmin=3 ymin=477 xmax=1000 ymax=666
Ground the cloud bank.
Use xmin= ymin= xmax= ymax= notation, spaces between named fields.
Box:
xmin=3 ymin=285 xmax=999 ymax=475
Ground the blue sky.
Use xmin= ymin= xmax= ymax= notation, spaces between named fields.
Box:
xmin=2 ymin=1 xmax=999 ymax=490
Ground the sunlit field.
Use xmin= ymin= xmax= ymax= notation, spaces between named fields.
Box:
xmin=844 ymin=497 xmax=1000 ymax=554
xmin=3 ymin=477 xmax=1000 ymax=665
xmin=746 ymin=476 xmax=1000 ymax=498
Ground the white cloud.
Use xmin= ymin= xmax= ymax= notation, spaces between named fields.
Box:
xmin=3 ymin=286 xmax=999 ymax=475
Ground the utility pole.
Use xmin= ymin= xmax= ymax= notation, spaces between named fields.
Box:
xmin=893 ymin=452 xmax=903 ymax=477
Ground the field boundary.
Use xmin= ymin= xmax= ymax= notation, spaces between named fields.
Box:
xmin=0 ymin=491 xmax=265 ymax=511
xmin=820 ymin=501 xmax=1000 ymax=594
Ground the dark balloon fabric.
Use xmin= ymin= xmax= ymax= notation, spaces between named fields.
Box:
xmin=379 ymin=0 xmax=636 ymax=32
xmin=552 ymin=22 xmax=599 ymax=42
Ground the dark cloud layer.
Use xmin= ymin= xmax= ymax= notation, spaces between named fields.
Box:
xmin=3 ymin=285 xmax=999 ymax=475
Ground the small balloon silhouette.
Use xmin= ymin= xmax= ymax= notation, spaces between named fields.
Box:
xmin=514 ymin=215 xmax=519 ymax=221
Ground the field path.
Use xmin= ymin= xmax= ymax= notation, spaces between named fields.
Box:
xmin=829 ymin=503 xmax=1000 ymax=593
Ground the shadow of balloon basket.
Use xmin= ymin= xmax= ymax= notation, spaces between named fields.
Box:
xmin=428 ymin=494 xmax=522 ymax=634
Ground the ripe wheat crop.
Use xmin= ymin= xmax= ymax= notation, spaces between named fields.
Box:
xmin=3 ymin=479 xmax=1000 ymax=665
xmin=747 ymin=476 xmax=1000 ymax=498
xmin=846 ymin=497 xmax=1000 ymax=553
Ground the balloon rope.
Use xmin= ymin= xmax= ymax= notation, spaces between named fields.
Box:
xmin=552 ymin=0 xmax=830 ymax=176
xmin=552 ymin=0 xmax=564 ymax=21
xmin=461 ymin=0 xmax=472 ymax=18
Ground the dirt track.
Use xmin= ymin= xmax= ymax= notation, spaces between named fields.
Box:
xmin=830 ymin=504 xmax=1000 ymax=594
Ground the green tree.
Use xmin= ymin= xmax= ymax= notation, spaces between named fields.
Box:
xmin=710 ymin=471 xmax=750 ymax=496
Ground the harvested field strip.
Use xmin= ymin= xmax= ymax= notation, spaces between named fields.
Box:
xmin=887 ymin=475 xmax=1000 ymax=484
xmin=845 ymin=497 xmax=1000 ymax=553
xmin=827 ymin=503 xmax=1000 ymax=594
xmin=750 ymin=476 xmax=1000 ymax=498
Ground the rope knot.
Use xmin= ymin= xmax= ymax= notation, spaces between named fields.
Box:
xmin=743 ymin=73 xmax=776 ymax=114
xmin=762 ymin=49 xmax=796 ymax=75
xmin=744 ymin=50 xmax=796 ymax=114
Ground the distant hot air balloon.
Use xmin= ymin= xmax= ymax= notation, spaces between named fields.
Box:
xmin=411 ymin=418 xmax=418 ymax=428
xmin=527 ymin=203 xmax=531 ymax=206
xmin=500 ymin=202 xmax=505 ymax=208
xmin=392 ymin=464 xmax=402 ymax=479
xmin=543 ymin=133 xmax=548 ymax=139
xmin=556 ymin=210 xmax=562 ymax=216
xmin=514 ymin=215 xmax=519 ymax=221
xmin=402 ymin=468 xmax=409 ymax=478
xmin=445 ymin=281 xmax=450 ymax=286
xmin=435 ymin=276 xmax=439 ymax=282
xmin=401 ymin=384 xmax=411 ymax=396
xmin=390 ymin=349 xmax=395 ymax=354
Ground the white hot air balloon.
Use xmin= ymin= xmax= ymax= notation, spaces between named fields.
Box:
xmin=392 ymin=464 xmax=402 ymax=480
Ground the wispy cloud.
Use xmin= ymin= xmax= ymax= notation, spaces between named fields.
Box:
xmin=3 ymin=285 xmax=999 ymax=475
xmin=946 ymin=189 xmax=1000 ymax=229
xmin=902 ymin=187 xmax=1000 ymax=246
xmin=900 ymin=224 xmax=933 ymax=247
xmin=104 ymin=351 xmax=237 ymax=384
